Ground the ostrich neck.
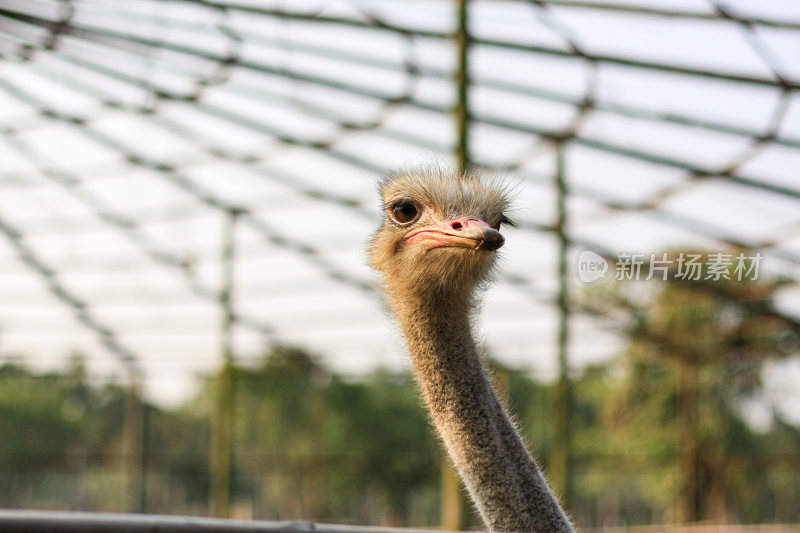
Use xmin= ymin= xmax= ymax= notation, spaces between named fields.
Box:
xmin=393 ymin=294 xmax=574 ymax=533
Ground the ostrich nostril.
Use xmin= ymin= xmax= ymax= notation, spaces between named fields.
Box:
xmin=451 ymin=221 xmax=463 ymax=230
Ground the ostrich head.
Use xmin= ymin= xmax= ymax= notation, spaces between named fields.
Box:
xmin=368 ymin=166 xmax=514 ymax=310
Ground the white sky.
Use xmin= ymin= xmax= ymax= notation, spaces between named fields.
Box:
xmin=0 ymin=0 xmax=799 ymax=422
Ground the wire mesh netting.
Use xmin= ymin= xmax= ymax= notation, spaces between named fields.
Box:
xmin=1 ymin=0 xmax=799 ymax=528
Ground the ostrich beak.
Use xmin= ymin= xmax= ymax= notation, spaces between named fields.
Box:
xmin=404 ymin=216 xmax=505 ymax=251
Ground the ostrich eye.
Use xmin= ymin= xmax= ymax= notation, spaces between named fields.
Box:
xmin=390 ymin=201 xmax=421 ymax=225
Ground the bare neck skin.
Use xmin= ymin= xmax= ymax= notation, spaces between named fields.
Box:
xmin=393 ymin=291 xmax=575 ymax=533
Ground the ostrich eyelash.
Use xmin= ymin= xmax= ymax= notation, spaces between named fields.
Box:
xmin=499 ymin=214 xmax=517 ymax=228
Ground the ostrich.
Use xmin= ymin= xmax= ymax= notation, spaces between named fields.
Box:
xmin=368 ymin=167 xmax=575 ymax=533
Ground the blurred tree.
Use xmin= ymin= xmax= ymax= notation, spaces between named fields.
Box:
xmin=324 ymin=368 xmax=440 ymax=525
xmin=202 ymin=345 xmax=440 ymax=525
xmin=582 ymin=251 xmax=800 ymax=524
xmin=0 ymin=359 xmax=83 ymax=504
xmin=143 ymin=402 xmax=209 ymax=513
xmin=0 ymin=354 xmax=130 ymax=509
xmin=2 ymin=328 xmax=796 ymax=525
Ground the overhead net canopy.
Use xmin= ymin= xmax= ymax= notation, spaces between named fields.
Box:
xmin=0 ymin=0 xmax=799 ymax=404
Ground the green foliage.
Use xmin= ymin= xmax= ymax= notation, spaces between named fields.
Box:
xmin=0 ymin=361 xmax=82 ymax=475
xmin=217 ymin=346 xmax=440 ymax=524
xmin=1 ymin=304 xmax=797 ymax=527
xmin=0 ymin=355 xmax=128 ymax=509
xmin=581 ymin=250 xmax=800 ymax=525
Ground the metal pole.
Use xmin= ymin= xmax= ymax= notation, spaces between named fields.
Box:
xmin=0 ymin=509 xmax=468 ymax=533
xmin=442 ymin=0 xmax=471 ymax=529
xmin=455 ymin=0 xmax=471 ymax=175
xmin=210 ymin=208 xmax=239 ymax=518
xmin=123 ymin=374 xmax=145 ymax=513
xmin=140 ymin=401 xmax=150 ymax=513
xmin=550 ymin=141 xmax=573 ymax=507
